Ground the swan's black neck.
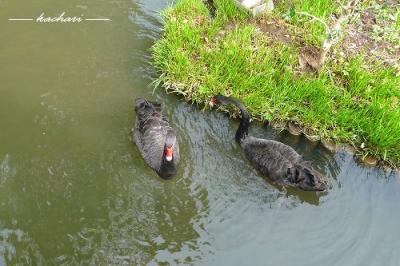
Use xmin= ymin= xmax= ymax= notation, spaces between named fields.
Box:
xmin=159 ymin=158 xmax=177 ymax=179
xmin=222 ymin=96 xmax=250 ymax=143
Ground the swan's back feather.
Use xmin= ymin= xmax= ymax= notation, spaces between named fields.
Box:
xmin=241 ymin=136 xmax=301 ymax=180
xmin=241 ymin=136 xmax=327 ymax=190
xmin=133 ymin=99 xmax=179 ymax=174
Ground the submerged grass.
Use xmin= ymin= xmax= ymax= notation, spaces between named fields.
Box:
xmin=153 ymin=0 xmax=400 ymax=167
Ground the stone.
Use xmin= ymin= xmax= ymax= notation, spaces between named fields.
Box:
xmin=362 ymin=156 xmax=378 ymax=167
xmin=251 ymin=1 xmax=274 ymax=16
xmin=287 ymin=122 xmax=302 ymax=136
xmin=305 ymin=133 xmax=321 ymax=142
xmin=303 ymin=128 xmax=320 ymax=142
xmin=235 ymin=0 xmax=274 ymax=16
xmin=241 ymin=0 xmax=263 ymax=9
xmin=321 ymin=139 xmax=337 ymax=152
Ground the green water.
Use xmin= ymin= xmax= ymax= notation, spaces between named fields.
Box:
xmin=0 ymin=0 xmax=400 ymax=265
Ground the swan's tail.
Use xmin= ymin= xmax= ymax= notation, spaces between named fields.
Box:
xmin=134 ymin=98 xmax=162 ymax=114
xmin=135 ymin=98 xmax=151 ymax=111
xmin=290 ymin=162 xmax=328 ymax=191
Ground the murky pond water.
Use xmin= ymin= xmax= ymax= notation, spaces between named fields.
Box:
xmin=1 ymin=0 xmax=400 ymax=265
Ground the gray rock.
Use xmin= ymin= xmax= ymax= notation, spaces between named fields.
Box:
xmin=234 ymin=0 xmax=274 ymax=16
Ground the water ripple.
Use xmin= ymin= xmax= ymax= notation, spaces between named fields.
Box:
xmin=0 ymin=155 xmax=15 ymax=187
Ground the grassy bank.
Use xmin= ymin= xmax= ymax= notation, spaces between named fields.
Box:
xmin=152 ymin=0 xmax=400 ymax=167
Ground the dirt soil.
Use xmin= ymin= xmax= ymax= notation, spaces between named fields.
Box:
xmin=253 ymin=18 xmax=324 ymax=72
xmin=218 ymin=1 xmax=400 ymax=72
xmin=341 ymin=2 xmax=400 ymax=70
xmin=253 ymin=18 xmax=294 ymax=43
xmin=255 ymin=2 xmax=400 ymax=72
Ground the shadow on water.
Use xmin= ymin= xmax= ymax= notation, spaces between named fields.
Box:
xmin=0 ymin=0 xmax=400 ymax=265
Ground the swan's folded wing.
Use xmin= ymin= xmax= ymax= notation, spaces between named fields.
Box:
xmin=148 ymin=101 xmax=166 ymax=119
xmin=134 ymin=100 xmax=179 ymax=172
xmin=138 ymin=122 xmax=166 ymax=171
xmin=242 ymin=137 xmax=300 ymax=179
xmin=136 ymin=109 xmax=164 ymax=133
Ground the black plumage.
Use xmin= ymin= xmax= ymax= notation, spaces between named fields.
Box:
xmin=210 ymin=95 xmax=328 ymax=191
xmin=133 ymin=98 xmax=180 ymax=179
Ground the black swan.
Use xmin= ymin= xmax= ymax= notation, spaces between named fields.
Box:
xmin=133 ymin=98 xmax=180 ymax=179
xmin=210 ymin=95 xmax=328 ymax=191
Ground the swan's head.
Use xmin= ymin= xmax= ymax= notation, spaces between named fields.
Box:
xmin=290 ymin=167 xmax=329 ymax=191
xmin=164 ymin=130 xmax=177 ymax=162
xmin=209 ymin=95 xmax=227 ymax=108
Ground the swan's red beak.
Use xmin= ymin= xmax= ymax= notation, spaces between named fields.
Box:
xmin=164 ymin=146 xmax=173 ymax=162
xmin=209 ymin=97 xmax=217 ymax=107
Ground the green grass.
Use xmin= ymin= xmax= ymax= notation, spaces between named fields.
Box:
xmin=370 ymin=4 xmax=400 ymax=48
xmin=152 ymin=0 xmax=400 ymax=166
xmin=275 ymin=0 xmax=345 ymax=45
